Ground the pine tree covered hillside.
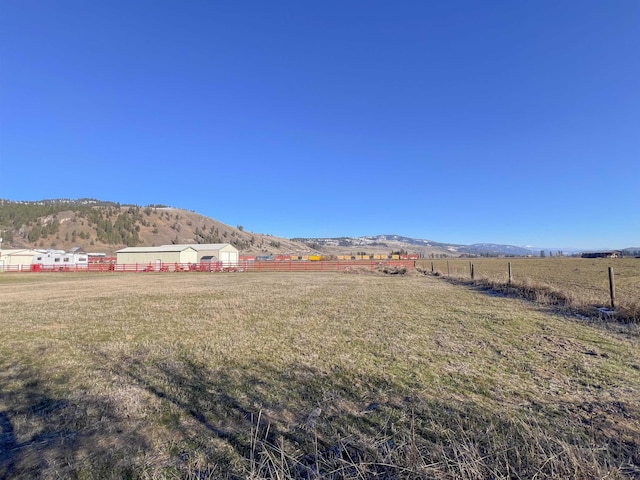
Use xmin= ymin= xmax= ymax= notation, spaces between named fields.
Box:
xmin=0 ymin=199 xmax=312 ymax=255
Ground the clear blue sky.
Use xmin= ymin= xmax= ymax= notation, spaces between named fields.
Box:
xmin=1 ymin=1 xmax=638 ymax=249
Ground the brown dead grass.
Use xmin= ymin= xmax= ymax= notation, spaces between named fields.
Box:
xmin=418 ymin=257 xmax=640 ymax=323
xmin=0 ymin=272 xmax=639 ymax=478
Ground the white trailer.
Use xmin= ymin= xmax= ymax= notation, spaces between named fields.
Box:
xmin=32 ymin=249 xmax=89 ymax=270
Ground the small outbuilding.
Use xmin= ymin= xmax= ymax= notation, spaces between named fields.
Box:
xmin=0 ymin=249 xmax=42 ymax=271
xmin=116 ymin=245 xmax=198 ymax=267
xmin=171 ymin=243 xmax=239 ymax=266
xmin=581 ymin=251 xmax=620 ymax=259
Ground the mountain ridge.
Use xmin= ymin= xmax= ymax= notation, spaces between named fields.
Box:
xmin=0 ymin=198 xmax=313 ymax=256
xmin=292 ymin=234 xmax=535 ymax=257
xmin=0 ymin=198 xmax=631 ymax=257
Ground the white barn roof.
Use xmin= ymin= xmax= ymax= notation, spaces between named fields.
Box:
xmin=0 ymin=249 xmax=42 ymax=256
xmin=169 ymin=243 xmax=236 ymax=251
xmin=116 ymin=245 xmax=197 ymax=253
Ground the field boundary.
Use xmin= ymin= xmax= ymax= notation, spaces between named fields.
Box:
xmin=421 ymin=270 xmax=640 ymax=327
xmin=1 ymin=259 xmax=416 ymax=273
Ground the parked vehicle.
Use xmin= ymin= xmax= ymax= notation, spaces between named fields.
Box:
xmin=31 ymin=248 xmax=88 ymax=271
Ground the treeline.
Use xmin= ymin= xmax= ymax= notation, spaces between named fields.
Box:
xmin=0 ymin=202 xmax=144 ymax=247
xmin=3 ymin=200 xmax=291 ymax=253
xmin=0 ymin=202 xmax=82 ymax=243
xmin=26 ymin=216 xmax=60 ymax=242
xmin=86 ymin=209 xmax=141 ymax=247
xmin=1 ymin=201 xmax=74 ymax=229
xmin=192 ymin=225 xmax=251 ymax=250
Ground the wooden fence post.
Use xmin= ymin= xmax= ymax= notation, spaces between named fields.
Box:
xmin=508 ymin=262 xmax=512 ymax=285
xmin=431 ymin=261 xmax=434 ymax=273
xmin=470 ymin=262 xmax=474 ymax=280
xmin=608 ymin=267 xmax=616 ymax=310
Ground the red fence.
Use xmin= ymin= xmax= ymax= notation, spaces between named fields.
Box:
xmin=242 ymin=259 xmax=415 ymax=272
xmin=1 ymin=260 xmax=416 ymax=273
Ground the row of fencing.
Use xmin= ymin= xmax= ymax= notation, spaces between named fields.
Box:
xmin=2 ymin=259 xmax=416 ymax=273
xmin=416 ymin=258 xmax=638 ymax=311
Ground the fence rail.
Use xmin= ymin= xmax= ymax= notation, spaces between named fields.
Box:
xmin=0 ymin=259 xmax=416 ymax=274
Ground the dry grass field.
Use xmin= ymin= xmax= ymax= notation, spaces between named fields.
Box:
xmin=418 ymin=257 xmax=640 ymax=322
xmin=1 ymin=271 xmax=639 ymax=479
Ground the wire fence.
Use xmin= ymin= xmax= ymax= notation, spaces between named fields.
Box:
xmin=416 ymin=257 xmax=640 ymax=313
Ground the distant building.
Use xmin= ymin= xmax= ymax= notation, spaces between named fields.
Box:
xmin=170 ymin=243 xmax=239 ymax=266
xmin=581 ymin=251 xmax=620 ymax=259
xmin=115 ymin=243 xmax=239 ymax=268
xmin=116 ymin=245 xmax=199 ymax=266
xmin=31 ymin=249 xmax=88 ymax=269
xmin=0 ymin=249 xmax=42 ymax=271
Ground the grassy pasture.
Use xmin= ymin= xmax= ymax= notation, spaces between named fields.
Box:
xmin=418 ymin=257 xmax=640 ymax=321
xmin=0 ymin=272 xmax=639 ymax=479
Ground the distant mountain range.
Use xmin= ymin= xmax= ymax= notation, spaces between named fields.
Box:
xmin=295 ymin=235 xmax=639 ymax=257
xmin=0 ymin=199 xmax=635 ymax=257
xmin=293 ymin=234 xmax=536 ymax=257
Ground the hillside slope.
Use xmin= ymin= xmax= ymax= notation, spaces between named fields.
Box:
xmin=0 ymin=200 xmax=313 ymax=256
xmin=294 ymin=234 xmax=535 ymax=258
xmin=1 ymin=199 xmax=555 ymax=258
